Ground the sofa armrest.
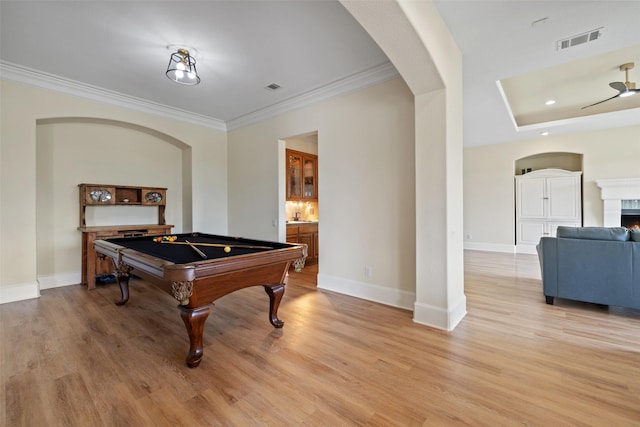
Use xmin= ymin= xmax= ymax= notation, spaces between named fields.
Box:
xmin=537 ymin=237 xmax=558 ymax=299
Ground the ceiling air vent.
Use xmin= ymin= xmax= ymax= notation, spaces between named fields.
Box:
xmin=265 ymin=83 xmax=281 ymax=91
xmin=557 ymin=27 xmax=603 ymax=50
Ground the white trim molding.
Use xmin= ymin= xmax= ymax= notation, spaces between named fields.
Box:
xmin=464 ymin=241 xmax=516 ymax=253
xmin=596 ymin=178 xmax=640 ymax=226
xmin=317 ymin=272 xmax=415 ymax=311
xmin=0 ymin=281 xmax=40 ymax=305
xmin=1 ymin=60 xmax=399 ymax=133
xmin=0 ymin=61 xmax=227 ymax=131
xmin=37 ymin=272 xmax=82 ymax=290
xmin=413 ymin=295 xmax=467 ymax=331
xmin=515 ymin=244 xmax=538 ymax=255
xmin=226 ymin=62 xmax=399 ymax=131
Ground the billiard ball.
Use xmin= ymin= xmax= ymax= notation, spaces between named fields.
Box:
xmin=224 ymin=246 xmax=231 ymax=253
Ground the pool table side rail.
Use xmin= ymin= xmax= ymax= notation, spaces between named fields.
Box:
xmin=93 ymin=239 xmax=307 ymax=283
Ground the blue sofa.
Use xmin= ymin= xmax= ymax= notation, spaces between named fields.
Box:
xmin=537 ymin=227 xmax=640 ymax=308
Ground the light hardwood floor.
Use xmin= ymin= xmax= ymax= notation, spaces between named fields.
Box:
xmin=2 ymin=251 xmax=640 ymax=426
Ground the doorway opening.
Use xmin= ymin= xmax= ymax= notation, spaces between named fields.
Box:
xmin=282 ymin=131 xmax=319 ymax=287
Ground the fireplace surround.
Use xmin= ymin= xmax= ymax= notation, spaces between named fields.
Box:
xmin=621 ymin=199 xmax=640 ymax=229
xmin=596 ymin=178 xmax=640 ymax=228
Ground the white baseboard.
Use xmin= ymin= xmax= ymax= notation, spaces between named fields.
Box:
xmin=515 ymin=244 xmax=538 ymax=255
xmin=38 ymin=271 xmax=82 ymax=290
xmin=0 ymin=281 xmax=40 ymax=304
xmin=464 ymin=241 xmax=515 ymax=253
xmin=464 ymin=242 xmax=541 ymax=256
xmin=317 ymin=274 xmax=468 ymax=331
xmin=413 ymin=295 xmax=467 ymax=331
xmin=317 ymin=273 xmax=415 ymax=311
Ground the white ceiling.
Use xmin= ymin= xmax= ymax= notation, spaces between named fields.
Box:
xmin=1 ymin=1 xmax=640 ymax=146
xmin=433 ymin=0 xmax=640 ymax=146
xmin=0 ymin=1 xmax=395 ymax=129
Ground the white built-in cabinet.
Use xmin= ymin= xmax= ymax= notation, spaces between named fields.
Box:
xmin=515 ymin=169 xmax=582 ymax=251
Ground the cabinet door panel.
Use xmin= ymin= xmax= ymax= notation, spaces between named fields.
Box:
xmin=518 ymin=178 xmax=545 ymax=218
xmin=518 ymin=221 xmax=546 ymax=245
xmin=287 ymin=153 xmax=302 ymax=199
xmin=286 ymin=226 xmax=298 ymax=242
xmin=547 ymin=177 xmax=579 ymax=219
xmin=314 ymin=232 xmax=318 ymax=260
xmin=298 ymin=232 xmax=314 ymax=259
xmin=303 ymin=157 xmax=316 ymax=198
xmin=286 ymin=149 xmax=318 ymax=201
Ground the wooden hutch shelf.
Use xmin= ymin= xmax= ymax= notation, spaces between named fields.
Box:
xmin=78 ymin=184 xmax=173 ymax=290
xmin=78 ymin=183 xmax=167 ymax=227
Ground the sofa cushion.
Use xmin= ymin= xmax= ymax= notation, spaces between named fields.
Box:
xmin=631 ymin=229 xmax=640 ymax=242
xmin=556 ymin=226 xmax=629 ymax=241
xmin=555 ymin=238 xmax=634 ymax=305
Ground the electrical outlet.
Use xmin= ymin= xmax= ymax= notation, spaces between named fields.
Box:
xmin=364 ymin=266 xmax=372 ymax=277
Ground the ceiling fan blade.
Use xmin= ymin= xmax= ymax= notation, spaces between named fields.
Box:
xmin=581 ymin=94 xmax=620 ymax=109
xmin=609 ymin=81 xmax=628 ymax=92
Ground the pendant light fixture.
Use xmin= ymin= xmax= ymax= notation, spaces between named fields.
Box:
xmin=166 ymin=48 xmax=200 ymax=85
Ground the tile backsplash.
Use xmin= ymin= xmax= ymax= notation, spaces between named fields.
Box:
xmin=286 ymin=201 xmax=318 ymax=221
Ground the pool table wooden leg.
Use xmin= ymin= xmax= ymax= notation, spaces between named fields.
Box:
xmin=263 ymin=284 xmax=285 ymax=328
xmin=114 ymin=261 xmax=133 ymax=306
xmin=179 ymin=304 xmax=212 ymax=368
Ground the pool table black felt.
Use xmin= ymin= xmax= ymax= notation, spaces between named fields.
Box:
xmin=105 ymin=232 xmax=292 ymax=264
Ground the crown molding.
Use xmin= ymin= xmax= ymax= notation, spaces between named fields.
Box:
xmin=1 ymin=60 xmax=399 ymax=133
xmin=0 ymin=61 xmax=227 ymax=131
xmin=226 ymin=62 xmax=399 ymax=131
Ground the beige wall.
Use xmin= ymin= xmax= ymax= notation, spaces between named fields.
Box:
xmin=285 ymin=133 xmax=318 ymax=155
xmin=35 ymin=119 xmax=185 ymax=288
xmin=1 ymin=76 xmax=417 ymax=309
xmin=0 ymin=80 xmax=227 ymax=303
xmin=228 ymin=77 xmax=418 ymax=304
xmin=463 ymin=124 xmax=640 ymax=251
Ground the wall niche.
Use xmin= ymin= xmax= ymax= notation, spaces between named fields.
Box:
xmin=515 ymin=152 xmax=583 ymax=176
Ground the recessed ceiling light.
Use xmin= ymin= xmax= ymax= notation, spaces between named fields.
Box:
xmin=545 ymin=100 xmax=556 ymax=106
xmin=541 ymin=131 xmax=550 ymax=136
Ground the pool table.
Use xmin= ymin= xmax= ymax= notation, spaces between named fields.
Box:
xmin=93 ymin=232 xmax=307 ymax=368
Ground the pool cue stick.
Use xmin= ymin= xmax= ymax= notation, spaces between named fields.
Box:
xmin=185 ymin=240 xmax=207 ymax=259
xmin=160 ymin=241 xmax=273 ymax=250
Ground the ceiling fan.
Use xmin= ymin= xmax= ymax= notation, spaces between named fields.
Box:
xmin=582 ymin=62 xmax=640 ymax=109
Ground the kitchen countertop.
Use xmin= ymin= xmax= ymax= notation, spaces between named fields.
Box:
xmin=286 ymin=220 xmax=319 ymax=225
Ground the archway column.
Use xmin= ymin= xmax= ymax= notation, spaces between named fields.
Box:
xmin=341 ymin=0 xmax=465 ymax=330
xmin=413 ymin=90 xmax=465 ymax=330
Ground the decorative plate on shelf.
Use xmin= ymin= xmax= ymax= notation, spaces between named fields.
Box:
xmin=89 ymin=189 xmax=112 ymax=203
xmin=145 ymin=191 xmax=163 ymax=203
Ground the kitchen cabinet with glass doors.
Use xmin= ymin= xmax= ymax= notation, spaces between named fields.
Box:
xmin=286 ymin=149 xmax=317 ymax=201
